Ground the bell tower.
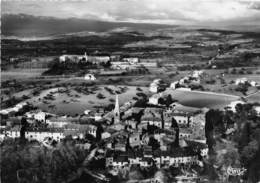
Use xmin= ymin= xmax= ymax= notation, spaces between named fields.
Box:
xmin=114 ymin=95 xmax=120 ymax=123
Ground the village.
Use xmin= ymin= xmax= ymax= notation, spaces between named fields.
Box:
xmin=1 ymin=52 xmax=260 ymax=182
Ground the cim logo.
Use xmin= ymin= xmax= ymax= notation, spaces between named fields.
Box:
xmin=227 ymin=166 xmax=246 ymax=176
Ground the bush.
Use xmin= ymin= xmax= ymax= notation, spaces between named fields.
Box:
xmin=96 ymin=93 xmax=106 ymax=99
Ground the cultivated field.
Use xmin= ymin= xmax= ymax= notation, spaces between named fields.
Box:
xmin=164 ymin=89 xmax=240 ymax=109
xmin=25 ymin=85 xmax=149 ymax=116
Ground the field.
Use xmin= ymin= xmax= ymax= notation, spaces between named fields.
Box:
xmin=24 ymin=85 xmax=149 ymax=116
xmin=1 ymin=69 xmax=47 ymax=81
xmin=164 ymin=89 xmax=240 ymax=109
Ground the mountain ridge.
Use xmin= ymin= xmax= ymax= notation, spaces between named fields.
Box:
xmin=2 ymin=14 xmax=176 ymax=38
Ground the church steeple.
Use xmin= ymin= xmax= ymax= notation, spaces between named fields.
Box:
xmin=114 ymin=95 xmax=120 ymax=123
xmin=83 ymin=52 xmax=88 ymax=61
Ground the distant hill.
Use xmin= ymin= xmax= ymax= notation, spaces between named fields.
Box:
xmin=2 ymin=14 xmax=176 ymax=38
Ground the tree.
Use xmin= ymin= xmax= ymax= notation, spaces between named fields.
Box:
xmin=20 ymin=117 xmax=28 ymax=140
xmin=148 ymin=137 xmax=160 ymax=150
xmin=96 ymin=124 xmax=104 ymax=141
xmin=171 ymin=117 xmax=179 ymax=147
xmin=205 ymin=109 xmax=223 ymax=151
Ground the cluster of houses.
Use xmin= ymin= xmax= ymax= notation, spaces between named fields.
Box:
xmin=59 ymin=52 xmax=110 ymax=64
xmin=105 ymin=107 xmax=208 ymax=171
xmin=0 ymin=102 xmax=29 ymax=115
xmin=170 ymin=70 xmax=203 ymax=90
xmin=59 ymin=52 xmax=158 ymax=71
xmin=105 ymin=143 xmax=206 ymax=170
xmin=1 ymin=78 xmax=209 ymax=177
xmin=100 ymin=94 xmax=208 ymax=173
xmin=235 ymin=78 xmax=258 ymax=87
xmin=149 ymin=79 xmax=167 ymax=93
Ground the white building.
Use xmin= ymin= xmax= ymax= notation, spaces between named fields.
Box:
xmin=5 ymin=127 xmax=65 ymax=142
xmin=111 ymin=62 xmax=131 ymax=70
xmin=254 ymin=106 xmax=260 ymax=116
xmin=59 ymin=54 xmax=87 ymax=63
xmin=0 ymin=102 xmax=28 ymax=115
xmin=84 ymin=74 xmax=96 ymax=80
xmin=148 ymin=94 xmax=162 ymax=105
xmin=173 ymin=113 xmax=193 ymax=126
xmin=129 ymin=133 xmax=141 ymax=147
xmin=179 ymin=128 xmax=192 ymax=140
xmin=25 ymin=130 xmax=64 ymax=142
xmin=122 ymin=57 xmax=139 ymax=64
xmin=46 ymin=117 xmax=72 ymax=128
xmin=25 ymin=110 xmax=46 ymax=122
xmin=250 ymin=81 xmax=257 ymax=87
xmin=89 ymin=56 xmax=110 ymax=64
xmin=149 ymin=79 xmax=165 ymax=93
xmin=235 ymin=78 xmax=248 ymax=85
xmin=102 ymin=132 xmax=111 ymax=139
xmin=192 ymin=70 xmax=204 ymax=78
xmin=170 ymin=81 xmax=179 ymax=89
xmin=227 ymin=100 xmax=245 ymax=112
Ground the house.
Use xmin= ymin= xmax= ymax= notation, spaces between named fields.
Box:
xmin=148 ymin=94 xmax=162 ymax=105
xmin=87 ymin=124 xmax=97 ymax=137
xmin=110 ymin=123 xmax=125 ymax=131
xmin=170 ymin=81 xmax=179 ymax=89
xmin=250 ymin=81 xmax=257 ymax=87
xmin=235 ymin=78 xmax=257 ymax=86
xmin=149 ymin=82 xmax=160 ymax=93
xmin=141 ymin=108 xmax=163 ymax=128
xmin=4 ymin=126 xmax=21 ymax=139
xmin=149 ymin=79 xmax=166 ymax=93
xmin=0 ymin=102 xmax=29 ymax=115
xmin=76 ymin=142 xmax=91 ymax=150
xmin=64 ymin=124 xmax=97 ymax=138
xmin=172 ymin=112 xmax=193 ymax=127
xmin=125 ymin=120 xmax=137 ymax=130
xmin=227 ymin=100 xmax=245 ymax=112
xmin=176 ymin=87 xmax=191 ymax=91
xmin=88 ymin=56 xmax=110 ymax=64
xmin=163 ymin=110 xmax=174 ymax=129
xmin=192 ymin=70 xmax=204 ymax=78
xmin=111 ymin=155 xmax=129 ymax=168
xmin=111 ymin=61 xmax=131 ymax=70
xmin=192 ymin=112 xmax=205 ymax=127
xmin=143 ymin=145 xmax=153 ymax=158
xmin=129 ymin=133 xmax=141 ymax=147
xmin=105 ymin=145 xmax=200 ymax=169
xmin=84 ymin=74 xmax=96 ymax=80
xmin=235 ymin=78 xmax=248 ymax=85
xmin=154 ymin=148 xmax=198 ymax=168
xmin=94 ymin=112 xmax=104 ymax=121
xmin=179 ymin=128 xmax=192 ymax=140
xmin=25 ymin=129 xmax=65 ymax=142
xmin=140 ymin=157 xmax=153 ymax=167
xmin=179 ymin=77 xmax=189 ymax=85
xmin=102 ymin=132 xmax=111 ymax=139
xmin=254 ymin=106 xmax=260 ymax=116
xmin=139 ymin=62 xmax=157 ymax=68
xmin=46 ymin=116 xmax=74 ymax=128
xmin=5 ymin=126 xmax=65 ymax=142
xmin=122 ymin=57 xmax=139 ymax=64
xmin=128 ymin=150 xmax=142 ymax=165
xmin=114 ymin=143 xmax=126 ymax=152
xmin=25 ymin=110 xmax=46 ymax=122
xmin=59 ymin=54 xmax=86 ymax=63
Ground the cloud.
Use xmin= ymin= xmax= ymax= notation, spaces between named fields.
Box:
xmin=2 ymin=0 xmax=260 ymax=25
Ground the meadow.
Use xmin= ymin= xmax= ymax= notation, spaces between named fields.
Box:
xmin=164 ymin=89 xmax=240 ymax=109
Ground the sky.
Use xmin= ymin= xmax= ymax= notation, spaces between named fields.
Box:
xmin=2 ymin=0 xmax=260 ymax=25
